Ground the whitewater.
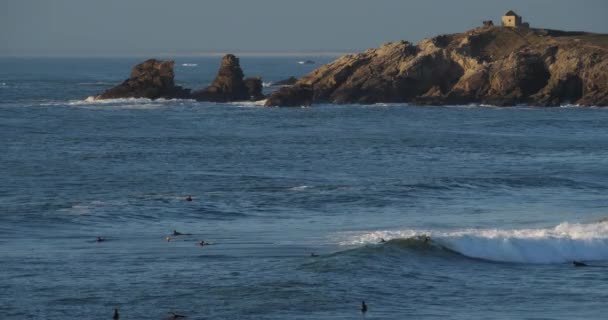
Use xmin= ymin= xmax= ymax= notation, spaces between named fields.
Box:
xmin=341 ymin=220 xmax=608 ymax=264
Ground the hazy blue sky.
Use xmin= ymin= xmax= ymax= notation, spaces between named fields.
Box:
xmin=2 ymin=0 xmax=608 ymax=56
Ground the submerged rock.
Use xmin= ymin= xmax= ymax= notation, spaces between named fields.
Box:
xmin=94 ymin=59 xmax=190 ymax=100
xmin=191 ymin=54 xmax=264 ymax=102
xmin=266 ymin=27 xmax=608 ymax=107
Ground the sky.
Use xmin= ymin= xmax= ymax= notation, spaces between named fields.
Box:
xmin=1 ymin=0 xmax=608 ymax=56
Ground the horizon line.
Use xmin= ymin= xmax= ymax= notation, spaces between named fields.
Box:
xmin=0 ymin=51 xmax=355 ymax=58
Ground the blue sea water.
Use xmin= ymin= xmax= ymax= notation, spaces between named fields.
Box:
xmin=1 ymin=57 xmax=608 ymax=319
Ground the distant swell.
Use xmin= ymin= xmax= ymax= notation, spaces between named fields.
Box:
xmin=339 ymin=220 xmax=608 ymax=264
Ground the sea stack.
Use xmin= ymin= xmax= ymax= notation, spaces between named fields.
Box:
xmin=93 ymin=54 xmax=264 ymax=102
xmin=265 ymin=27 xmax=608 ymax=107
xmin=191 ymin=54 xmax=264 ymax=102
xmin=94 ymin=59 xmax=190 ymax=100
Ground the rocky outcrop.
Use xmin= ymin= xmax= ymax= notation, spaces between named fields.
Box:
xmin=94 ymin=54 xmax=264 ymax=102
xmin=94 ymin=59 xmax=190 ymax=100
xmin=264 ymin=84 xmax=313 ymax=107
xmin=191 ymin=54 xmax=264 ymax=102
xmin=266 ymin=27 xmax=608 ymax=107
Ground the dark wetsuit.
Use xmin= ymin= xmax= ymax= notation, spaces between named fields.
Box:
xmin=361 ymin=301 xmax=368 ymax=314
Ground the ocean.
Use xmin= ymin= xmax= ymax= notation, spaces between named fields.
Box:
xmin=1 ymin=57 xmax=607 ymax=319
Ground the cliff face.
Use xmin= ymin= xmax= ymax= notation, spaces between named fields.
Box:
xmin=266 ymin=27 xmax=608 ymax=106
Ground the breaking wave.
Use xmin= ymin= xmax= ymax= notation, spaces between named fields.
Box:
xmin=338 ymin=220 xmax=608 ymax=264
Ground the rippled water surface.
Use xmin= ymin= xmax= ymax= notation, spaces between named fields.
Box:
xmin=1 ymin=58 xmax=608 ymax=319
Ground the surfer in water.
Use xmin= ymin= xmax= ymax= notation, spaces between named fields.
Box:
xmin=167 ymin=312 xmax=187 ymax=319
xmin=573 ymin=261 xmax=588 ymax=267
xmin=96 ymin=236 xmax=105 ymax=242
xmin=361 ymin=301 xmax=368 ymax=315
xmin=185 ymin=195 xmax=192 ymax=202
xmin=310 ymin=252 xmax=319 ymax=257
xmin=112 ymin=308 xmax=119 ymax=320
xmin=379 ymin=238 xmax=386 ymax=243
xmin=197 ymin=240 xmax=206 ymax=246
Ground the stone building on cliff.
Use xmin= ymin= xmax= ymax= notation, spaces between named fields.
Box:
xmin=502 ymin=10 xmax=529 ymax=28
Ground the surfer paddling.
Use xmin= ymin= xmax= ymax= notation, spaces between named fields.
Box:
xmin=166 ymin=312 xmax=187 ymax=319
xmin=573 ymin=261 xmax=588 ymax=267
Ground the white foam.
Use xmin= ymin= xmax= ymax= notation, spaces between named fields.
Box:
xmin=338 ymin=221 xmax=608 ymax=264
xmin=289 ymin=185 xmax=310 ymax=191
xmin=226 ymin=99 xmax=267 ymax=107
xmin=262 ymin=82 xmax=274 ymax=88
xmin=559 ymin=104 xmax=582 ymax=108
xmin=57 ymin=97 xmax=196 ymax=109
xmin=70 ymin=96 xmax=157 ymax=105
xmin=181 ymin=63 xmax=198 ymax=67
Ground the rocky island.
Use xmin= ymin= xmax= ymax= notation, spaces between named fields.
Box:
xmin=93 ymin=17 xmax=607 ymax=107
xmin=266 ymin=25 xmax=607 ymax=107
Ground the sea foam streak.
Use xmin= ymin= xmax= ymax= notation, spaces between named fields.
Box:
xmin=339 ymin=221 xmax=608 ymax=264
xmin=59 ymin=97 xmax=196 ymax=108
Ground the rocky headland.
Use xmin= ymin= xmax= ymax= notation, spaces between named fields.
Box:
xmin=266 ymin=27 xmax=608 ymax=107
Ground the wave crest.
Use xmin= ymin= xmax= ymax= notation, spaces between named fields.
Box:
xmin=339 ymin=221 xmax=608 ymax=264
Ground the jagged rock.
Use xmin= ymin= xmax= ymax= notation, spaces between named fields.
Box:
xmin=94 ymin=59 xmax=190 ymax=100
xmin=266 ymin=27 xmax=608 ymax=107
xmin=191 ymin=54 xmax=264 ymax=102
xmin=264 ymin=84 xmax=313 ymax=107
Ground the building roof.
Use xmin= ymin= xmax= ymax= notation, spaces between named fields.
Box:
xmin=504 ymin=10 xmax=519 ymax=17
